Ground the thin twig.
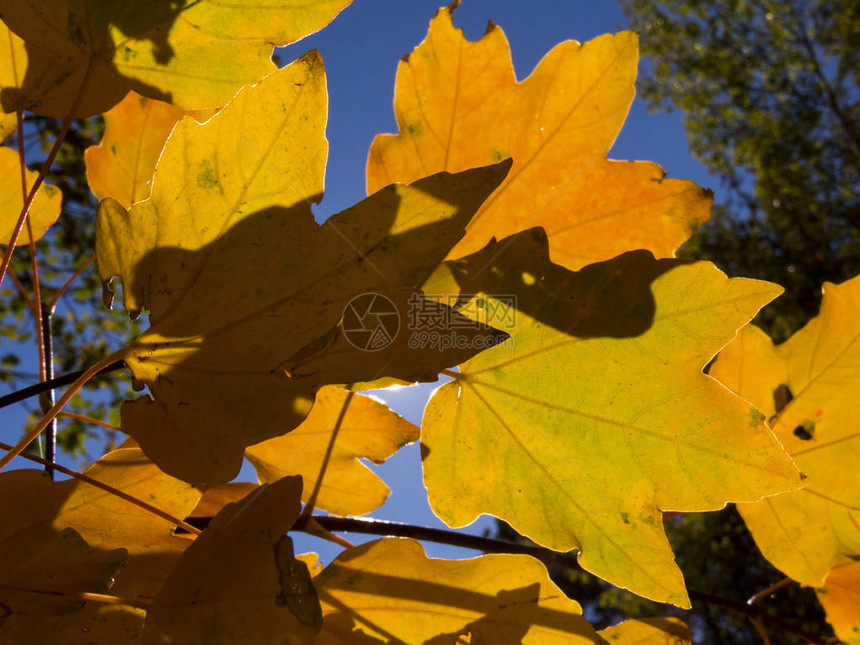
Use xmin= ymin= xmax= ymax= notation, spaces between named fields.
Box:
xmin=0 ymin=76 xmax=87 ymax=288
xmin=57 ymin=411 xmax=120 ymax=432
xmin=0 ymin=440 xmax=201 ymax=536
xmin=748 ymin=577 xmax=791 ymax=606
xmin=40 ymin=302 xmax=56 ymax=478
xmin=0 ymin=360 xmax=125 ymax=409
xmin=49 ymin=254 xmax=95 ymax=311
xmin=0 ymin=349 xmax=127 ymax=472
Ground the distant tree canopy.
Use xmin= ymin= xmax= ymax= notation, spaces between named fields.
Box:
xmin=621 ymin=0 xmax=860 ymax=341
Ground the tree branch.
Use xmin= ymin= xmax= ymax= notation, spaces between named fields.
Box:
xmin=0 ymin=360 xmax=125 ymax=409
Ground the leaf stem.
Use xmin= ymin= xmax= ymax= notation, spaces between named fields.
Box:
xmin=439 ymin=368 xmax=461 ymax=379
xmin=0 ymin=440 xmax=201 ymax=536
xmin=0 ymin=349 xmax=128 ymax=472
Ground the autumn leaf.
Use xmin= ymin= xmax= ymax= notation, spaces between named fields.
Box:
xmin=0 ymin=447 xmax=200 ymax=643
xmin=815 ymin=558 xmax=860 ymax=645
xmin=421 ymin=231 xmax=800 ymax=606
xmin=711 ymin=275 xmax=860 ymax=586
xmin=246 ymin=385 xmax=419 ymax=517
xmin=0 ymin=22 xmax=26 ymax=141
xmin=144 ymin=476 xmax=321 ymax=644
xmin=85 ymin=91 xmax=215 ymax=208
xmin=367 ymin=3 xmax=710 ymax=273
xmin=97 ymin=54 xmax=510 ymax=483
xmin=0 ymin=0 xmax=352 ymax=118
xmin=598 ymin=617 xmax=691 ymax=644
xmin=314 ymin=537 xmax=601 ymax=643
xmin=0 ymin=146 xmax=62 ymax=244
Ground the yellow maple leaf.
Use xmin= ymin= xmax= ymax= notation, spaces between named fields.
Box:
xmin=0 ymin=447 xmax=200 ymax=643
xmin=144 ymin=476 xmax=320 ymax=644
xmin=711 ymin=275 xmax=860 ymax=586
xmin=314 ymin=537 xmax=601 ymax=643
xmin=85 ymin=90 xmax=215 ymax=208
xmin=816 ymin=558 xmax=860 ymax=645
xmin=421 ymin=231 xmax=800 ymax=606
xmin=246 ymin=385 xmax=419 ymax=517
xmin=367 ymin=3 xmax=710 ymax=272
xmin=598 ymin=617 xmax=691 ymax=644
xmin=0 ymin=0 xmax=351 ymax=118
xmin=97 ymin=54 xmax=510 ymax=483
xmin=0 ymin=147 xmax=62 ymax=244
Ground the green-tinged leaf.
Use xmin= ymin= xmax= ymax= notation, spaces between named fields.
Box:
xmin=712 ymin=275 xmax=860 ymax=586
xmin=144 ymin=476 xmax=321 ymax=644
xmin=0 ymin=0 xmax=352 ymax=118
xmin=422 ymin=231 xmax=800 ymax=606
xmin=599 ymin=617 xmax=691 ymax=644
xmin=246 ymin=385 xmax=418 ymax=516
xmin=314 ymin=537 xmax=601 ymax=643
xmin=0 ymin=146 xmax=62 ymax=244
xmin=367 ymin=4 xmax=709 ymax=272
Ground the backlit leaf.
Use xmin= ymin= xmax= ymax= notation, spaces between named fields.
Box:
xmin=246 ymin=385 xmax=419 ymax=516
xmin=711 ymin=275 xmax=860 ymax=586
xmin=598 ymin=617 xmax=691 ymax=644
xmin=0 ymin=146 xmax=62 ymax=244
xmin=0 ymin=448 xmax=200 ymax=643
xmin=815 ymin=558 xmax=860 ymax=645
xmin=314 ymin=537 xmax=601 ymax=643
xmin=367 ymin=4 xmax=710 ymax=272
xmin=421 ymin=231 xmax=800 ymax=606
xmin=98 ymin=55 xmax=510 ymax=483
xmin=0 ymin=0 xmax=352 ymax=118
xmin=85 ymin=91 xmax=215 ymax=208
xmin=0 ymin=22 xmax=26 ymax=141
xmin=144 ymin=476 xmax=321 ymax=644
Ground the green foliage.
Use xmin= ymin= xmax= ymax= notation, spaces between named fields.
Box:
xmin=620 ymin=0 xmax=860 ymax=341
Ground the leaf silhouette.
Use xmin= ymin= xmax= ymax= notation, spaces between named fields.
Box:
xmin=815 ymin=557 xmax=860 ymax=645
xmin=711 ymin=275 xmax=860 ymax=586
xmin=421 ymin=231 xmax=800 ymax=606
xmin=246 ymin=385 xmax=419 ymax=517
xmin=598 ymin=617 xmax=691 ymax=644
xmin=144 ymin=476 xmax=321 ymax=644
xmin=98 ymin=53 xmax=511 ymax=483
xmin=367 ymin=3 xmax=710 ymax=272
xmin=314 ymin=537 xmax=601 ymax=643
xmin=85 ymin=91 xmax=215 ymax=208
xmin=0 ymin=146 xmax=61 ymax=244
xmin=0 ymin=0 xmax=351 ymax=118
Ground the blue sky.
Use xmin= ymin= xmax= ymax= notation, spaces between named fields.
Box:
xmin=1 ymin=1 xmax=720 ymax=564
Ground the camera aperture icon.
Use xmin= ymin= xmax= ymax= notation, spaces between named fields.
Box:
xmin=342 ymin=293 xmax=400 ymax=351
